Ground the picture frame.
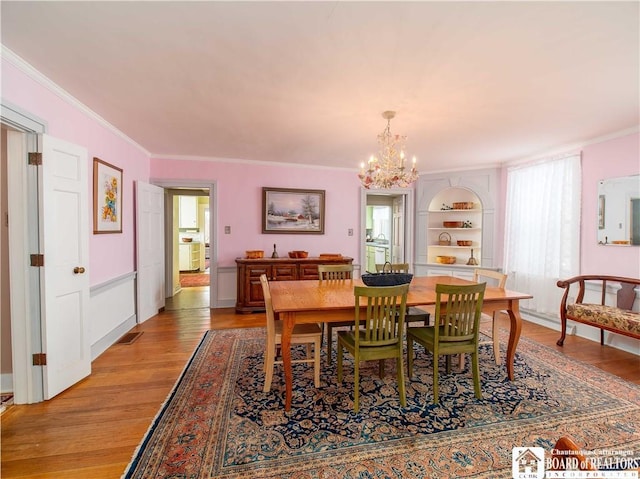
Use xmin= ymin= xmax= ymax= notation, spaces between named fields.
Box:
xmin=93 ymin=157 xmax=123 ymax=234
xmin=598 ymin=194 xmax=605 ymax=230
xmin=262 ymin=187 xmax=325 ymax=234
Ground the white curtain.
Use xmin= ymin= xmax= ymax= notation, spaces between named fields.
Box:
xmin=504 ymin=153 xmax=581 ymax=315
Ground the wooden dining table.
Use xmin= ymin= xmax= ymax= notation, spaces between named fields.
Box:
xmin=269 ymin=275 xmax=533 ymax=411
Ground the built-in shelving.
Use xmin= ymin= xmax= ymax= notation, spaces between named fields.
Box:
xmin=427 ymin=188 xmax=482 ymax=267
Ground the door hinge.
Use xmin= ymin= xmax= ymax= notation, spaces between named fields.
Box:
xmin=33 ymin=353 xmax=47 ymax=366
xmin=30 ymin=254 xmax=44 ymax=267
xmin=28 ymin=152 xmax=42 ymax=166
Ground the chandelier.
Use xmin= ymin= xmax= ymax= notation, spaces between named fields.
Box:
xmin=358 ymin=111 xmax=418 ymax=189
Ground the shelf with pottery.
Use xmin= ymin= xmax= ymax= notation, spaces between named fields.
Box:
xmin=426 ymin=190 xmax=482 ymax=267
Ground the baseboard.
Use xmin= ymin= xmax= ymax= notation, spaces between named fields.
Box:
xmin=215 ymin=299 xmax=236 ymax=308
xmin=91 ymin=314 xmax=137 ymax=360
xmin=521 ymin=309 xmax=638 ymax=356
xmin=521 ymin=310 xmax=576 ymax=335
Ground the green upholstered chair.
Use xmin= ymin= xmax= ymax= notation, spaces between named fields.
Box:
xmin=318 ymin=264 xmax=354 ymax=365
xmin=337 ymin=284 xmax=409 ymax=412
xmin=407 ymin=282 xmax=486 ymax=404
xmin=375 ymin=263 xmax=430 ymax=326
xmin=260 ymin=274 xmax=322 ymax=393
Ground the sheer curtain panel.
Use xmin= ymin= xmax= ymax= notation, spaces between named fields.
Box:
xmin=504 ymin=153 xmax=581 ymax=315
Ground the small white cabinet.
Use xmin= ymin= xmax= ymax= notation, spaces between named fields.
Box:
xmin=179 ymin=243 xmax=201 ymax=271
xmin=179 ymin=196 xmax=198 ymax=229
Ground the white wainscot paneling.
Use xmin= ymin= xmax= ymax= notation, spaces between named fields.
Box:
xmin=216 ymin=266 xmax=238 ymax=308
xmin=89 ymin=272 xmax=137 ymax=359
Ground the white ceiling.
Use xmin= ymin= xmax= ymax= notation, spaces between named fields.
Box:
xmin=2 ymin=1 xmax=638 ymax=172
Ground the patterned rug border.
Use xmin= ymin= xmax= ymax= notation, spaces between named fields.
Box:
xmin=122 ymin=332 xmax=211 ymax=477
xmin=123 ymin=327 xmax=640 ymax=479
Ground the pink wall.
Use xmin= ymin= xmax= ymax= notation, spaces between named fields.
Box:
xmin=5 ymin=54 xmax=638 ymax=284
xmin=2 ymin=59 xmax=150 ymax=286
xmin=497 ymin=131 xmax=640 ymax=278
xmin=150 ymin=159 xmax=363 ymax=267
xmin=580 ymin=132 xmax=640 ymax=277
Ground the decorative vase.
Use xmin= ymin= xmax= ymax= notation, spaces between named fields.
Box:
xmin=271 ymin=244 xmax=279 ymax=258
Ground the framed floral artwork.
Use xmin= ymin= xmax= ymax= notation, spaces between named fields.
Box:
xmin=93 ymin=157 xmax=123 ymax=234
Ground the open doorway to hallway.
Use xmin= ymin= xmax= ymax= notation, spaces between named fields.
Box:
xmin=361 ymin=188 xmax=414 ymax=273
xmin=164 ymin=188 xmax=213 ymax=311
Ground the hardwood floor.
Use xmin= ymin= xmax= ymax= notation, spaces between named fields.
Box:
xmin=165 ymin=285 xmax=210 ymax=310
xmin=1 ymin=305 xmax=638 ymax=478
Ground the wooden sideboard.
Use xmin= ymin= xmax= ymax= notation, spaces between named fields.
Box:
xmin=235 ymin=256 xmax=354 ymax=313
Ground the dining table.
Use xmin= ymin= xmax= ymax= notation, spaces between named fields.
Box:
xmin=269 ymin=275 xmax=533 ymax=411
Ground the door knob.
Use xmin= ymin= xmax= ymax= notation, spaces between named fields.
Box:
xmin=73 ymin=266 xmax=85 ymax=274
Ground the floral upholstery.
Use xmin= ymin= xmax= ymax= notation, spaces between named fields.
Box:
xmin=567 ymin=303 xmax=640 ymax=338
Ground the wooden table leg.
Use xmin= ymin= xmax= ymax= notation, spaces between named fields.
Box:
xmin=281 ymin=311 xmax=294 ymax=411
xmin=505 ymin=300 xmax=522 ymax=381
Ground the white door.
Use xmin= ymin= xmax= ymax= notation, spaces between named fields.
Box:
xmin=392 ymin=196 xmax=405 ymax=263
xmin=136 ymin=181 xmax=165 ymax=323
xmin=40 ymin=134 xmax=91 ymax=399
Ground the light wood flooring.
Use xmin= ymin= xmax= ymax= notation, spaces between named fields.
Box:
xmin=165 ymin=285 xmax=210 ymax=310
xmin=1 ymin=301 xmax=639 ymax=478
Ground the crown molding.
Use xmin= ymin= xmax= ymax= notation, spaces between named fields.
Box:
xmin=1 ymin=45 xmax=150 ymax=156
xmin=504 ymin=125 xmax=640 ymax=168
xmin=150 ymin=153 xmax=356 ymax=172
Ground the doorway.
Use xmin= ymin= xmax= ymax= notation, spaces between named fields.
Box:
xmin=2 ymin=104 xmax=48 ymax=405
xmin=153 ymin=183 xmax=217 ymax=311
xmin=168 ymin=190 xmax=210 ymax=310
xmin=360 ymin=188 xmax=414 ymax=273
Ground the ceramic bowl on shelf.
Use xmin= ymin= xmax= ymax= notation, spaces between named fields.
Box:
xmin=288 ymin=251 xmax=308 ymax=258
xmin=452 ymin=202 xmax=474 ymax=209
xmin=443 ymin=221 xmax=464 ymax=228
xmin=436 ymin=255 xmax=457 ymax=264
xmin=457 ymin=240 xmax=473 ymax=246
xmin=181 ymin=238 xmax=193 ymax=242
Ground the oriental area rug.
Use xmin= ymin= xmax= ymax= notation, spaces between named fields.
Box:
xmin=179 ymin=271 xmax=210 ymax=288
xmin=122 ymin=328 xmax=640 ymax=479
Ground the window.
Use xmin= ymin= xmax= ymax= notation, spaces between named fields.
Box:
xmin=504 ymin=153 xmax=581 ymax=315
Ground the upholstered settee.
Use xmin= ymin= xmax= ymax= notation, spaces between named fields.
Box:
xmin=556 ymin=275 xmax=640 ymax=346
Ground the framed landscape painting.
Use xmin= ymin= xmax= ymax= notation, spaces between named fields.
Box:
xmin=93 ymin=157 xmax=123 ymax=234
xmin=262 ymin=187 xmax=325 ymax=234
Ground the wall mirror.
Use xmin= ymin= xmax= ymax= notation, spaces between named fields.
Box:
xmin=597 ymin=174 xmax=640 ymax=246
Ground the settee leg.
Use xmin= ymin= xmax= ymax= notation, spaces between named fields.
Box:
xmin=557 ymin=317 xmax=567 ymax=346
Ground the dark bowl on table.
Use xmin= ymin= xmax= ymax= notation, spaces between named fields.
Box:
xmin=361 ymin=273 xmax=413 ymax=287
